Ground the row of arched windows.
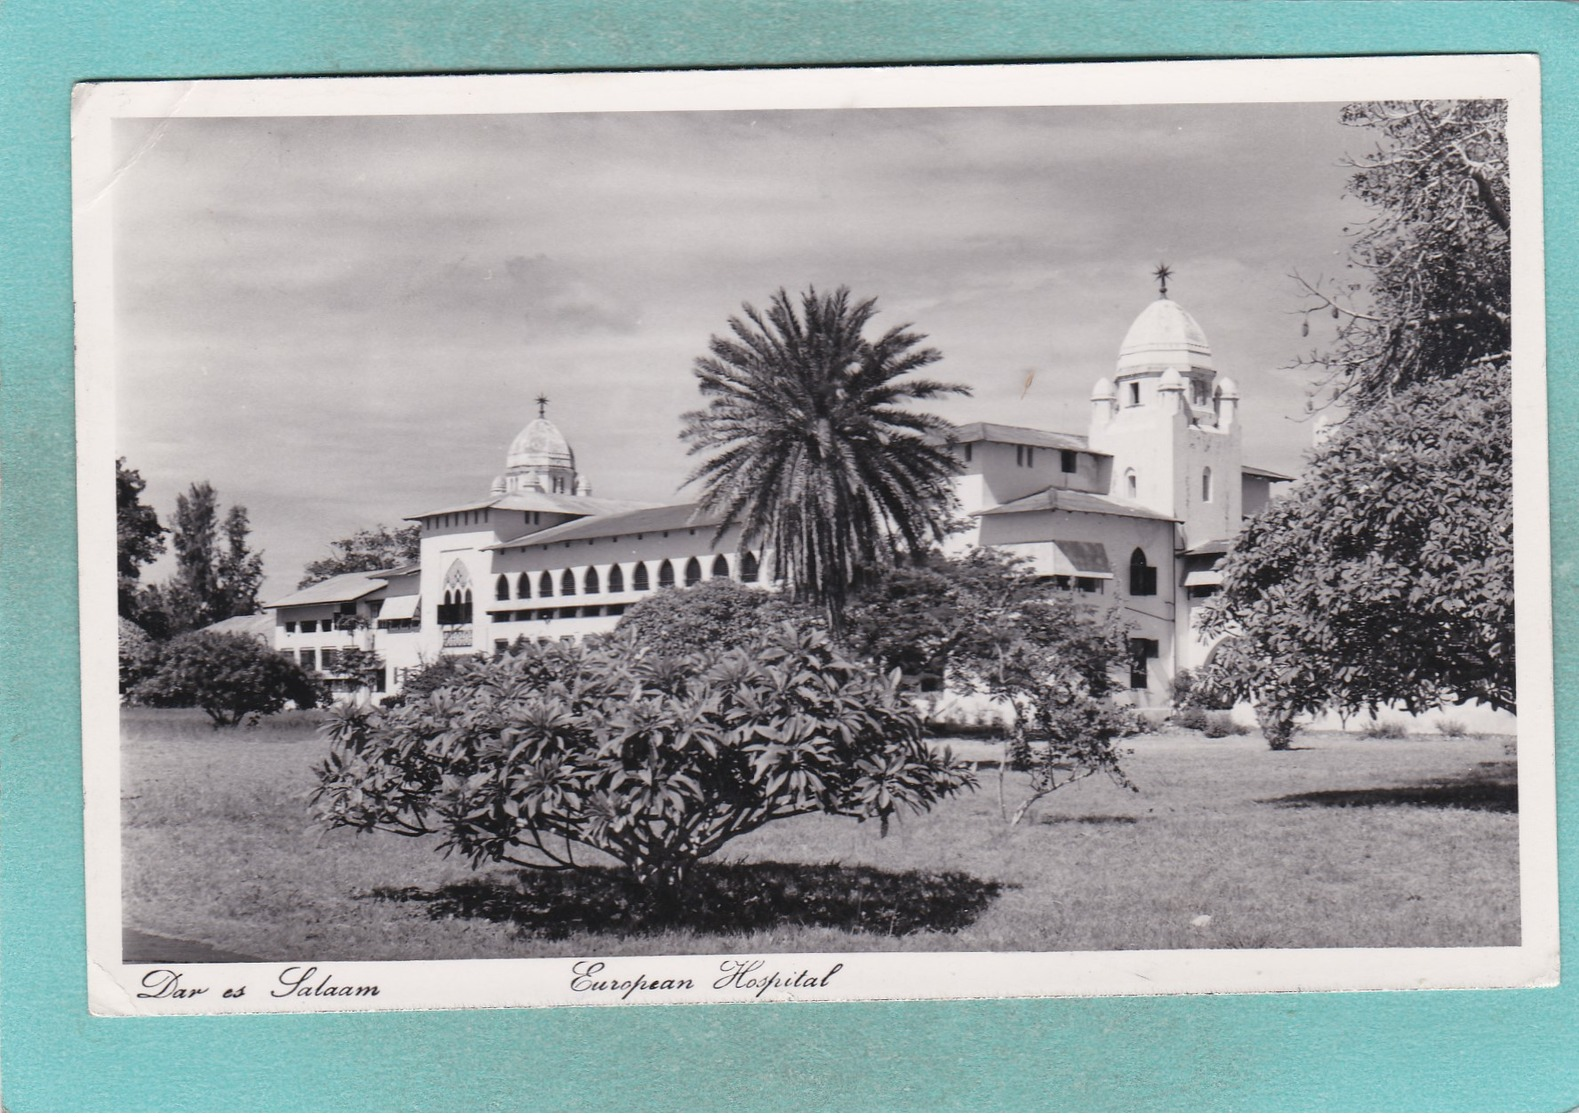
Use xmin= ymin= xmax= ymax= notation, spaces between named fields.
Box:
xmin=437 ymin=587 xmax=474 ymax=625
xmin=492 ymin=552 xmax=760 ymax=602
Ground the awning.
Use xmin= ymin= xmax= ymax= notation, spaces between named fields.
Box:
xmin=1183 ymin=570 xmax=1223 ymax=588
xmin=376 ymin=594 xmax=420 ymax=621
xmin=997 ymin=540 xmax=1112 ymax=579
xmin=1052 ymin=540 xmax=1112 ymax=578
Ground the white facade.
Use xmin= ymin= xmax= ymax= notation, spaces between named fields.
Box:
xmin=264 ymin=290 xmax=1289 ymax=703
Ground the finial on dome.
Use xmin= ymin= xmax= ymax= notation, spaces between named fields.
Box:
xmin=535 ymin=393 xmax=549 ymax=419
xmin=1153 ymin=262 xmax=1172 ymax=299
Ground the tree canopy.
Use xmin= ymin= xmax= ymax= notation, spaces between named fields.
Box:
xmin=299 ymin=523 xmax=421 ymax=588
xmin=1200 ymin=363 xmax=1513 ymax=731
xmin=116 ymin=458 xmax=166 ymax=623
xmin=681 ymin=286 xmax=967 ymax=632
xmin=1208 ymin=99 xmax=1513 ymax=744
xmin=1296 ymin=100 xmax=1509 ymax=409
xmin=615 ymin=577 xmax=810 ymax=657
xmin=129 ymin=631 xmax=320 ymax=727
xmin=139 ymin=482 xmax=265 ymax=637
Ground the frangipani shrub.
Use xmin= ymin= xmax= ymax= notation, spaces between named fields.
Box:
xmin=313 ymin=625 xmax=976 ymax=903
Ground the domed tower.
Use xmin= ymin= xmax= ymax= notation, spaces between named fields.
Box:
xmin=1113 ymin=296 xmax=1217 ymax=414
xmin=1088 ymin=268 xmax=1242 ymax=545
xmin=500 ymin=395 xmax=583 ymax=497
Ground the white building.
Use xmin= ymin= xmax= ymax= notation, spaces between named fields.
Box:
xmin=264 ymin=288 xmax=1289 ymax=704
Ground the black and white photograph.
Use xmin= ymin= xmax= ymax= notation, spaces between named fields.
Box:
xmin=74 ymin=57 xmax=1555 ymax=1014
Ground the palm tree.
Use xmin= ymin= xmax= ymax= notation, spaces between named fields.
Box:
xmin=681 ymin=286 xmax=969 ymax=634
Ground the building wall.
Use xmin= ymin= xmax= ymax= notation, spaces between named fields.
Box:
xmin=482 ymin=523 xmax=769 ymax=650
xmin=974 ymin=507 xmax=1179 ymax=703
xmin=954 ymin=440 xmax=1107 ymax=509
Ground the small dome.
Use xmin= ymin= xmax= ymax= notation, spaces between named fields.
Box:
xmin=1216 ymin=376 xmax=1240 ymax=399
xmin=1158 ymin=367 xmax=1185 ymax=391
xmin=506 ymin=417 xmax=575 ymax=473
xmin=1090 ymin=376 xmax=1116 ymax=400
xmin=1117 ymin=298 xmax=1214 ymax=375
xmin=489 ymin=474 xmax=506 ymax=496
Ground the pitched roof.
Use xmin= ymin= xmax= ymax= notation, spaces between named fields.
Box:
xmin=1182 ymin=537 xmax=1234 ymax=556
xmin=407 ymin=493 xmax=653 ymax=520
xmin=974 ymin=487 xmax=1179 ymax=523
xmin=199 ymin=613 xmax=276 ymax=640
xmin=488 ymin=501 xmax=723 ymax=550
xmin=1242 ymin=464 xmax=1296 ymax=482
xmin=952 ymin=421 xmax=1098 ymax=454
xmin=264 ymin=570 xmax=392 ymax=609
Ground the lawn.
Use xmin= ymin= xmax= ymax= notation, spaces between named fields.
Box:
xmin=120 ymin=708 xmax=1520 ymax=962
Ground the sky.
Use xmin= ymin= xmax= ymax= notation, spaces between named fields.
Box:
xmin=111 ymin=99 xmax=1373 ymax=600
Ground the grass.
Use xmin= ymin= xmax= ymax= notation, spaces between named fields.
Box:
xmin=120 ymin=707 xmax=1521 ymax=961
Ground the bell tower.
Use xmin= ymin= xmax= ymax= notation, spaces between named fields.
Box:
xmin=1087 ymin=269 xmax=1242 ymax=546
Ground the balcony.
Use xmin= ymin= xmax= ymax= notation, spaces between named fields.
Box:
xmin=441 ymin=627 xmax=474 ymax=649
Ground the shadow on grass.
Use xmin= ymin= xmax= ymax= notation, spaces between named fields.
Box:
xmin=1263 ymin=763 xmax=1517 ymax=814
xmin=1038 ymin=814 xmax=1140 ymax=826
xmin=367 ymin=861 xmax=1006 ymax=941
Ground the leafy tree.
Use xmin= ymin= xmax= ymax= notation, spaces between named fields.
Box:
xmin=1200 ymin=363 xmax=1513 ymax=741
xmin=129 ymin=631 xmax=320 ymax=728
xmin=299 ymin=524 xmax=421 ymax=588
xmin=844 ymin=550 xmax=1136 ymax=824
xmin=1208 ymin=100 xmax=1513 ymax=747
xmin=951 ymin=595 xmax=1135 ymax=825
xmin=1295 ymin=100 xmax=1509 ymax=409
xmin=615 ymin=577 xmax=811 ymax=656
xmin=314 ymin=625 xmax=977 ymax=910
xmin=681 ymin=286 xmax=968 ymax=635
xmin=118 ymin=616 xmax=158 ymax=692
xmin=842 ymin=549 xmax=1049 ymax=682
xmin=143 ymin=482 xmax=266 ymax=634
xmin=215 ymin=505 xmax=264 ymax=619
xmin=116 ymin=459 xmax=167 ymax=622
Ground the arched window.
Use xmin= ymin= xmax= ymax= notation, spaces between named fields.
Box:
xmin=1125 ymin=469 xmax=1138 ymax=499
xmin=539 ymin=571 xmax=554 ymax=598
xmin=658 ymin=559 xmax=675 ymax=589
xmin=608 ymin=564 xmax=625 ymax=593
xmin=740 ymin=551 xmax=760 ymax=583
xmin=584 ymin=567 xmax=600 ymax=595
xmin=495 ymin=575 xmax=510 ymax=601
xmin=711 ymin=555 xmax=730 ymax=579
xmin=561 ymin=569 xmax=576 ymax=596
xmin=517 ymin=572 xmax=532 ymax=599
xmin=439 ymin=561 xmax=473 ymax=624
xmin=684 ymin=557 xmax=702 ymax=587
xmin=1128 ymin=547 xmax=1157 ymax=597
xmin=632 ymin=562 xmax=650 ymax=592
xmin=1202 ymin=467 xmax=1213 ymax=503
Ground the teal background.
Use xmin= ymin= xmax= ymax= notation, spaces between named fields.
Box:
xmin=1 ymin=0 xmax=1574 ymax=1109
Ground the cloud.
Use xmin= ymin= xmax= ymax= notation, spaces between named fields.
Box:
xmin=110 ymin=99 xmax=1373 ymax=597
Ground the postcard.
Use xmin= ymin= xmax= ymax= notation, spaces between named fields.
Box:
xmin=74 ymin=54 xmax=1554 ymax=1015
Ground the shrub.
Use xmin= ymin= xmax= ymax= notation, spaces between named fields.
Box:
xmin=118 ymin=616 xmax=159 ymax=692
xmin=1361 ymin=719 xmax=1409 ymax=740
xmin=129 ymin=631 xmax=320 ymax=728
xmin=1202 ymin=712 xmax=1247 ymax=738
xmin=1171 ymin=708 xmax=1210 ymax=733
xmin=1258 ymin=708 xmax=1296 ymax=751
xmin=615 ymin=578 xmax=809 ymax=657
xmin=313 ymin=625 xmax=977 ymax=906
xmin=1436 ymin=717 xmax=1469 ymax=739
